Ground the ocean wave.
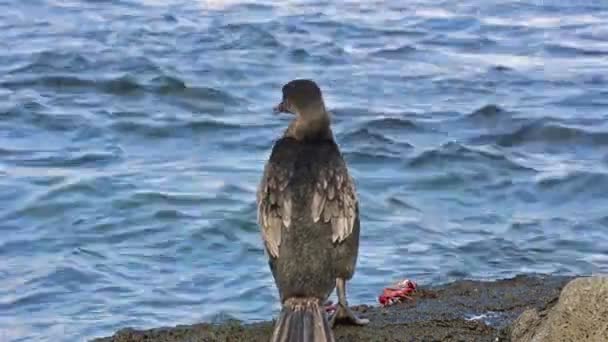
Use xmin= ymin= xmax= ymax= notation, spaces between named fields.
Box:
xmin=12 ymin=150 xmax=121 ymax=168
xmin=2 ymin=75 xmax=102 ymax=90
xmin=0 ymin=75 xmax=143 ymax=95
xmin=121 ymin=191 xmax=204 ymax=207
xmin=1 ymin=1 xmax=607 ymax=339
xmin=110 ymin=118 xmax=244 ymax=138
xmin=419 ymin=15 xmax=480 ymax=32
xmin=288 ymin=47 xmax=313 ymax=60
xmin=34 ymin=113 xmax=92 ymax=132
xmin=153 ymin=209 xmax=194 ymax=220
xmin=478 ymin=120 xmax=608 ymax=147
xmin=490 ymin=65 xmax=513 ymax=72
xmin=299 ymin=13 xmax=424 ymax=39
xmin=6 ymin=51 xmax=93 ymax=75
xmin=331 ymin=107 xmax=408 ymax=119
xmin=101 ymin=226 xmax=170 ymax=248
xmin=33 ymin=176 xmax=126 ymax=203
xmin=386 ymin=196 xmax=421 ymax=212
xmin=4 ymin=194 xmax=92 ymax=222
xmin=421 ymin=34 xmax=497 ymax=50
xmin=109 ymin=55 xmax=165 ymax=76
xmin=0 ymin=100 xmax=47 ymax=119
xmin=340 ymin=128 xmax=407 ymax=146
xmin=410 ymin=171 xmax=472 ymax=189
xmin=0 ymin=288 xmax=65 ymax=312
xmin=553 ymin=90 xmax=608 ymax=108
xmin=0 ymin=147 xmax=28 ymax=157
xmin=408 ymin=141 xmax=533 ymax=172
xmin=218 ymin=23 xmax=281 ymax=49
xmin=466 ymin=104 xmax=506 ymax=120
xmin=2 ymin=103 xmax=109 ymax=139
xmin=370 ymin=45 xmax=418 ymax=58
xmin=455 ymin=237 xmax=518 ymax=256
xmin=102 ymin=76 xmax=145 ymax=94
xmin=152 ymin=78 xmax=242 ymax=104
xmin=365 ymin=117 xmax=420 ymax=131
xmin=286 ymin=46 xmax=348 ymax=65
xmin=536 ymin=170 xmax=608 ymax=195
xmin=343 ymin=150 xmax=402 ymax=165
xmin=339 ymin=128 xmax=413 ymax=160
xmin=544 ymin=43 xmax=608 ymax=57
xmin=1 ymin=73 xmax=241 ymax=106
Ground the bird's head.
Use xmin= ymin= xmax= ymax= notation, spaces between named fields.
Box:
xmin=274 ymin=79 xmax=332 ymax=141
xmin=274 ymin=79 xmax=326 ymax=118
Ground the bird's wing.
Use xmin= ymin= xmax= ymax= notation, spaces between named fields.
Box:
xmin=310 ymin=154 xmax=358 ymax=244
xmin=256 ymin=151 xmax=292 ymax=259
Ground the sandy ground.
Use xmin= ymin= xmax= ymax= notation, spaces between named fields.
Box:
xmin=92 ymin=274 xmax=574 ymax=342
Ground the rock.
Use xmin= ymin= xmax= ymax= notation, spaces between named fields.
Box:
xmin=510 ymin=309 xmax=544 ymax=342
xmin=511 ymin=276 xmax=608 ymax=342
xmin=93 ymin=275 xmax=574 ymax=342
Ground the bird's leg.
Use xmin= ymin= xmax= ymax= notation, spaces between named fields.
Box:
xmin=329 ymin=278 xmax=369 ymax=327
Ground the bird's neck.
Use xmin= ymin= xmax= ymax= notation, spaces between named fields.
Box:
xmin=284 ymin=105 xmax=333 ymax=141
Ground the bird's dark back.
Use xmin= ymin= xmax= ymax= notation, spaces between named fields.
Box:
xmin=268 ymin=137 xmax=342 ymax=198
xmin=266 ymin=137 xmax=343 ymax=300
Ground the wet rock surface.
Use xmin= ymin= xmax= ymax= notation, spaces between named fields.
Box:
xmin=92 ymin=275 xmax=575 ymax=342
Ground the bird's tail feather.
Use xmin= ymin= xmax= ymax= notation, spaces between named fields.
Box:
xmin=270 ymin=297 xmax=335 ymax=342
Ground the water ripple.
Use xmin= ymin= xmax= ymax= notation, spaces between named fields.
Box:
xmin=408 ymin=141 xmax=534 ymax=172
xmin=467 ymin=104 xmax=506 ymax=120
xmin=365 ymin=117 xmax=420 ymax=131
xmin=488 ymin=121 xmax=608 ymax=147
xmin=1 ymin=1 xmax=607 ymax=341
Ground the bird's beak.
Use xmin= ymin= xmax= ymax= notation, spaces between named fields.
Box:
xmin=273 ymin=101 xmax=293 ymax=115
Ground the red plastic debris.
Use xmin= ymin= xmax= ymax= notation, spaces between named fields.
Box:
xmin=324 ymin=301 xmax=337 ymax=314
xmin=378 ymin=279 xmax=417 ymax=307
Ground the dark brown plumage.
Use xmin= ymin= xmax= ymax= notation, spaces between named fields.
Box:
xmin=257 ymin=79 xmax=368 ymax=342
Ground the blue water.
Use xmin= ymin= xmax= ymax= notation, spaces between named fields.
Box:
xmin=1 ymin=0 xmax=607 ymax=340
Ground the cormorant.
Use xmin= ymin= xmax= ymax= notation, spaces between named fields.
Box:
xmin=257 ymin=79 xmax=368 ymax=342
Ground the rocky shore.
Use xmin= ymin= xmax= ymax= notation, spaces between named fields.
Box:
xmin=92 ymin=274 xmax=607 ymax=342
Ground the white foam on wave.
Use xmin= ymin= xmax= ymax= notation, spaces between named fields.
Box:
xmin=588 ymin=254 xmax=608 ymax=275
xmin=465 ymin=311 xmax=504 ymax=326
xmin=483 ymin=14 xmax=605 ymax=28
xmin=191 ymin=0 xmax=289 ymax=11
xmin=139 ymin=0 xmax=252 ymax=10
xmin=445 ymin=51 xmax=544 ymax=70
xmin=414 ymin=7 xmax=458 ymax=19
xmin=196 ymin=0 xmax=249 ymax=10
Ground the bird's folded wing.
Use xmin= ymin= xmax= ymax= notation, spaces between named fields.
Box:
xmin=257 ymin=162 xmax=292 ymax=258
xmin=311 ymin=159 xmax=358 ymax=244
xmin=257 ymin=144 xmax=358 ymax=257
